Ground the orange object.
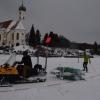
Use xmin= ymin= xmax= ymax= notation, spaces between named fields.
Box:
xmin=0 ymin=66 xmax=18 ymax=75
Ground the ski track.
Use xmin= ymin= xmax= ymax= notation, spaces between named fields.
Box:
xmin=0 ymin=69 xmax=100 ymax=93
xmin=1 ymin=73 xmax=100 ymax=93
xmin=0 ymin=75 xmax=72 ymax=93
xmin=0 ymin=72 xmax=100 ymax=100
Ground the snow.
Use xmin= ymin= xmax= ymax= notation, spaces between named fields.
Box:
xmin=14 ymin=45 xmax=36 ymax=52
xmin=0 ymin=54 xmax=100 ymax=100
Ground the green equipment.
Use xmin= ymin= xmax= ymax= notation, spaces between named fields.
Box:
xmin=51 ymin=67 xmax=85 ymax=81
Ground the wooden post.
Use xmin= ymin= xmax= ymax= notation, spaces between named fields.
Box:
xmin=78 ymin=49 xmax=79 ymax=63
xmin=44 ymin=46 xmax=48 ymax=70
xmin=36 ymin=46 xmax=40 ymax=64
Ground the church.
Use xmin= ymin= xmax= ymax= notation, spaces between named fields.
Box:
xmin=0 ymin=2 xmax=26 ymax=47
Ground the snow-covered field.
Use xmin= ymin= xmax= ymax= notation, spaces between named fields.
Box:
xmin=0 ymin=54 xmax=100 ymax=100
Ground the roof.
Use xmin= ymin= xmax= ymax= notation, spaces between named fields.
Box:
xmin=0 ymin=20 xmax=25 ymax=32
xmin=0 ymin=20 xmax=12 ymax=29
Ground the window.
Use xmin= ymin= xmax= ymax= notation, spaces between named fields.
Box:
xmin=16 ymin=33 xmax=19 ymax=40
xmin=0 ymin=34 xmax=1 ymax=41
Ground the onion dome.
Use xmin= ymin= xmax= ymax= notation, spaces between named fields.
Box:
xmin=19 ymin=3 xmax=26 ymax=11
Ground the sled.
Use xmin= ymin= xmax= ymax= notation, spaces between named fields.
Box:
xmin=51 ymin=67 xmax=85 ymax=81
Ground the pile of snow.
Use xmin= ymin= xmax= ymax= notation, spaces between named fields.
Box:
xmin=13 ymin=45 xmax=36 ymax=52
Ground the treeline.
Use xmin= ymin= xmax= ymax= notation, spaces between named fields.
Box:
xmin=26 ymin=25 xmax=71 ymax=48
xmin=42 ymin=32 xmax=70 ymax=48
xmin=26 ymin=25 xmax=100 ymax=55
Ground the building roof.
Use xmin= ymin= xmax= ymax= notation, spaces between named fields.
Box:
xmin=0 ymin=20 xmax=25 ymax=32
xmin=0 ymin=20 xmax=12 ymax=29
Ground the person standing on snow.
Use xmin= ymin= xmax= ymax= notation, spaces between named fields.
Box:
xmin=16 ymin=50 xmax=32 ymax=78
xmin=83 ymin=51 xmax=91 ymax=72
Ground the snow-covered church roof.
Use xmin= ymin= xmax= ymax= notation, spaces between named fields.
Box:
xmin=0 ymin=20 xmax=25 ymax=32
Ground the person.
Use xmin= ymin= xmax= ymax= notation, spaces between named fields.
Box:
xmin=17 ymin=50 xmax=32 ymax=78
xmin=83 ymin=51 xmax=91 ymax=72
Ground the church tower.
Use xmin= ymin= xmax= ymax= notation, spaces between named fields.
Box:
xmin=18 ymin=0 xmax=26 ymax=21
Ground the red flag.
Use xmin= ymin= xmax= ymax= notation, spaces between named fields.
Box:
xmin=45 ymin=37 xmax=51 ymax=44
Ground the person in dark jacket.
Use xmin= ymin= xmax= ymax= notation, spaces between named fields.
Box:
xmin=18 ymin=50 xmax=32 ymax=78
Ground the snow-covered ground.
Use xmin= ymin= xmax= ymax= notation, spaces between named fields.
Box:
xmin=0 ymin=54 xmax=100 ymax=100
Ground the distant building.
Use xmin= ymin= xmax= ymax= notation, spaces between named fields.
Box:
xmin=0 ymin=1 xmax=26 ymax=47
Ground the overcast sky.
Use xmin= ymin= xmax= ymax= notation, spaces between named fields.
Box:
xmin=0 ymin=0 xmax=100 ymax=44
